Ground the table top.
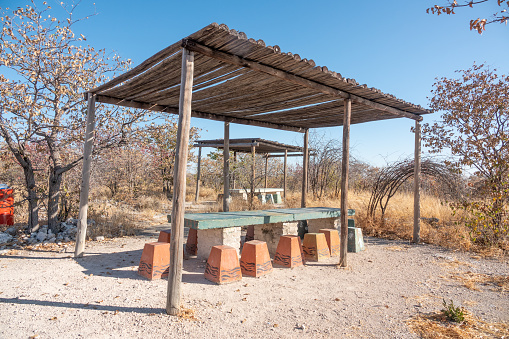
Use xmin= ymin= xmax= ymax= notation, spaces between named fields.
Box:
xmin=172 ymin=207 xmax=355 ymax=230
xmin=230 ymin=188 xmax=284 ymax=194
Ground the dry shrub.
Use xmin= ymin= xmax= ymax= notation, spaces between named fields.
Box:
xmin=360 ymin=191 xmax=473 ymax=251
xmin=87 ymin=201 xmax=142 ymax=238
xmin=131 ymin=194 xmax=168 ymax=213
xmin=407 ymin=310 xmax=509 ymax=338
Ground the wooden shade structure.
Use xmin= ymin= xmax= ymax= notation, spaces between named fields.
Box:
xmin=194 ymin=138 xmax=308 ymax=207
xmin=74 ymin=23 xmax=430 ymax=315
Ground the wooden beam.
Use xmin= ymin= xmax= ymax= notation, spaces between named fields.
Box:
xmin=195 ymin=147 xmax=202 ymax=203
xmin=167 ymin=48 xmax=194 ymax=316
xmin=93 ymin=94 xmax=305 ymax=133
xmin=413 ymin=120 xmax=421 ymax=243
xmin=74 ymin=93 xmax=96 ymax=258
xmin=267 ymin=153 xmax=315 ymax=158
xmin=301 ymin=129 xmax=309 ymax=208
xmin=283 ymin=149 xmax=287 ymax=200
xmin=339 ymin=98 xmax=351 ymax=268
xmin=182 ymin=39 xmax=423 ymax=122
xmin=223 ymin=122 xmax=230 ymax=212
xmin=193 ymin=142 xmax=259 ymax=148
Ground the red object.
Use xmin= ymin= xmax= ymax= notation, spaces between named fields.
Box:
xmin=273 ymin=235 xmax=304 ymax=268
xmin=204 ymin=245 xmax=242 ymax=284
xmin=0 ymin=188 xmax=14 ymax=225
xmin=240 ymin=240 xmax=272 ymax=277
xmin=138 ymin=242 xmax=171 ymax=280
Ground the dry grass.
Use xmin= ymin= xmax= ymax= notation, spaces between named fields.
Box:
xmin=449 ymin=271 xmax=509 ymax=292
xmin=407 ymin=310 xmax=509 ymax=339
xmin=86 ymin=201 xmax=143 ymax=238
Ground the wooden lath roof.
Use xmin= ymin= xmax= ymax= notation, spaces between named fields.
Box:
xmin=89 ymin=23 xmax=430 ymax=132
xmin=195 ymin=138 xmax=303 ymax=154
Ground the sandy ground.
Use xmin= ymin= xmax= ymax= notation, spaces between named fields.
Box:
xmin=0 ymin=222 xmax=508 ymax=339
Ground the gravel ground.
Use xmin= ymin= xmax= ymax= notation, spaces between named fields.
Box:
xmin=0 ymin=224 xmax=508 ymax=338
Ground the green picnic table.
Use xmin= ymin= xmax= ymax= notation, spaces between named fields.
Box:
xmin=170 ymin=207 xmax=355 ymax=230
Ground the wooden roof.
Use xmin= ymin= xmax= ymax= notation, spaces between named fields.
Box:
xmin=195 ymin=138 xmax=303 ymax=153
xmin=89 ymin=23 xmax=430 ymax=133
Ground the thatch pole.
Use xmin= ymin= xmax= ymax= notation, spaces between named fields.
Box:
xmin=74 ymin=93 xmax=96 ymax=258
xmin=166 ymin=48 xmax=194 ymax=315
xmin=413 ymin=120 xmax=421 ymax=243
xmin=339 ymin=98 xmax=351 ymax=267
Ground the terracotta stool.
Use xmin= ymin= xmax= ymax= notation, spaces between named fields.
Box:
xmin=273 ymin=235 xmax=303 ymax=268
xmin=138 ymin=242 xmax=170 ymax=280
xmin=240 ymin=240 xmax=272 ymax=277
xmin=186 ymin=228 xmax=198 ymax=255
xmin=204 ymin=245 xmax=242 ymax=284
xmin=319 ymin=229 xmax=340 ymax=256
xmin=302 ymin=233 xmax=330 ymax=261
xmin=285 ymin=235 xmax=306 ymax=264
xmin=245 ymin=225 xmax=255 ymax=242
xmin=157 ymin=229 xmax=171 ymax=243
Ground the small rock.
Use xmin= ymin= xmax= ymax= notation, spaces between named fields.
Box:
xmin=0 ymin=232 xmax=13 ymax=244
xmin=36 ymin=232 xmax=47 ymax=242
xmin=95 ymin=236 xmax=105 ymax=241
xmin=5 ymin=227 xmax=16 ymax=235
xmin=48 ymin=237 xmax=56 ymax=243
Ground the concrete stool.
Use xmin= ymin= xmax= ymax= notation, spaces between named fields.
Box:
xmin=240 ymin=240 xmax=272 ymax=277
xmin=348 ymin=227 xmax=366 ymax=253
xmin=319 ymin=229 xmax=340 ymax=256
xmin=204 ymin=245 xmax=242 ymax=284
xmin=138 ymin=242 xmax=170 ymax=280
xmin=302 ymin=233 xmax=330 ymax=261
xmin=245 ymin=225 xmax=255 ymax=242
xmin=273 ymin=235 xmax=303 ymax=268
xmin=186 ymin=228 xmax=198 ymax=255
xmin=157 ymin=229 xmax=171 ymax=243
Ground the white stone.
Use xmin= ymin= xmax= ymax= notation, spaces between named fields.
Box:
xmin=307 ymin=218 xmax=340 ymax=233
xmin=196 ymin=227 xmax=241 ymax=260
xmin=95 ymin=236 xmax=105 ymax=241
xmin=254 ymin=221 xmax=298 ymax=256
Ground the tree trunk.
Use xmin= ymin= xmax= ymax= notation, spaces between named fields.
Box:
xmin=47 ymin=168 xmax=63 ymax=234
xmin=23 ymin=161 xmax=39 ymax=233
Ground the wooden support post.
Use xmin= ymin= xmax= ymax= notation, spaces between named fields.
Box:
xmin=283 ymin=149 xmax=287 ymax=200
xmin=250 ymin=145 xmax=256 ymax=207
xmin=339 ymin=98 xmax=351 ymax=268
xmin=264 ymin=155 xmax=268 ymax=189
xmin=74 ymin=93 xmax=96 ymax=258
xmin=223 ymin=122 xmax=230 ymax=212
xmin=232 ymin=151 xmax=237 ymax=189
xmin=413 ymin=120 xmax=421 ymax=243
xmin=301 ymin=129 xmax=309 ymax=208
xmin=195 ymin=147 xmax=202 ymax=203
xmin=166 ymin=48 xmax=194 ymax=316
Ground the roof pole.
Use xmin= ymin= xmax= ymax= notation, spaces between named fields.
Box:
xmin=264 ymin=155 xmax=268 ymax=189
xmin=413 ymin=120 xmax=421 ymax=243
xmin=283 ymin=149 xmax=287 ymax=200
xmin=339 ymin=98 xmax=351 ymax=268
xmin=74 ymin=93 xmax=96 ymax=258
xmin=195 ymin=147 xmax=202 ymax=203
xmin=223 ymin=122 xmax=230 ymax=212
xmin=167 ymin=48 xmax=194 ymax=315
xmin=301 ymin=129 xmax=309 ymax=208
xmin=250 ymin=145 xmax=256 ymax=209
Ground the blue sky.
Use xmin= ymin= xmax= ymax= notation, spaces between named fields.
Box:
xmin=3 ymin=0 xmax=508 ymax=166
